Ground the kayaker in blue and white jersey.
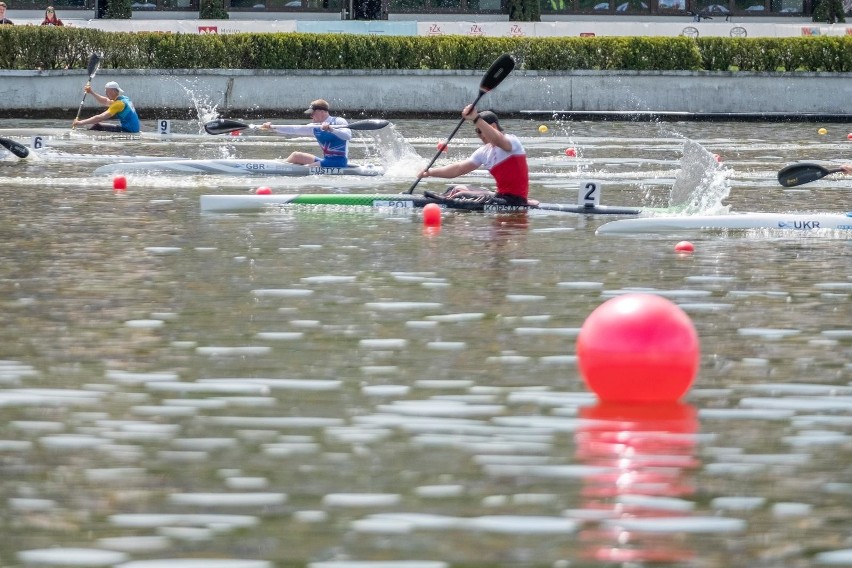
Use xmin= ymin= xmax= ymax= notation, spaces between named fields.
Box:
xmin=261 ymin=99 xmax=352 ymax=168
xmin=73 ymin=81 xmax=141 ymax=133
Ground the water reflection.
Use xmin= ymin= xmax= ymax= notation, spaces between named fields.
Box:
xmin=574 ymin=401 xmax=700 ymax=563
xmin=0 ymin=119 xmax=851 ymax=567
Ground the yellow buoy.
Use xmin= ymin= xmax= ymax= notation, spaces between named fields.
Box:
xmin=538 ymin=124 xmax=548 ymax=134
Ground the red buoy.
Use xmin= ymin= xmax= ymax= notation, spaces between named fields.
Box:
xmin=423 ymin=203 xmax=441 ymax=227
xmin=113 ymin=175 xmax=127 ymax=192
xmin=576 ymin=294 xmax=699 ymax=403
xmin=674 ymin=241 xmax=695 ymax=253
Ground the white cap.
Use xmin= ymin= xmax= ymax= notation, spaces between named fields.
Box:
xmin=104 ymin=81 xmax=124 ymax=93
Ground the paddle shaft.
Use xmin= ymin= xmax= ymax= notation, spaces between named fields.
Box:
xmin=406 ymin=91 xmax=488 ymax=195
xmin=264 ymin=119 xmax=389 ymax=131
xmin=72 ymin=54 xmax=103 ymax=128
xmin=205 ymin=118 xmax=388 ymax=135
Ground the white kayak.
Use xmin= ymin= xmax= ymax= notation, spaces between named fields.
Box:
xmin=0 ymin=128 xmax=197 ymax=142
xmin=93 ymin=159 xmax=385 ymax=177
xmin=596 ymin=212 xmax=852 ymax=234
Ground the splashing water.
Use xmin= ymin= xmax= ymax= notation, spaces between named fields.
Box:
xmin=358 ymin=124 xmax=424 ymax=179
xmin=669 ymin=138 xmax=731 ymax=215
xmin=174 ymin=80 xmax=221 ymax=133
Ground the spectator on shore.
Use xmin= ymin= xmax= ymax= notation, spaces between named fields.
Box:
xmin=0 ymin=2 xmax=14 ymax=24
xmin=41 ymin=6 xmax=63 ymax=25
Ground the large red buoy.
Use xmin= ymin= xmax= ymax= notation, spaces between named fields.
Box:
xmin=576 ymin=294 xmax=699 ymax=403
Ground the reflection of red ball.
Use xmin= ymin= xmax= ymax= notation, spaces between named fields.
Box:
xmin=422 ymin=203 xmax=441 ymax=227
xmin=577 ymin=294 xmax=699 ymax=403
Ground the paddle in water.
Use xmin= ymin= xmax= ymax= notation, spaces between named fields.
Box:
xmin=71 ymin=52 xmax=103 ymax=130
xmin=777 ymin=162 xmax=844 ymax=187
xmin=406 ymin=53 xmax=515 ymax=195
xmin=0 ymin=136 xmax=29 ymax=159
xmin=204 ymin=118 xmax=390 ymax=135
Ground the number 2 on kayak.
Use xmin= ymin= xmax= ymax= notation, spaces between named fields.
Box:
xmin=579 ymin=180 xmax=602 ymax=208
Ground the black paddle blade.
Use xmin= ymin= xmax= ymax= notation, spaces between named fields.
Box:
xmin=480 ymin=53 xmax=515 ymax=93
xmin=777 ymin=163 xmax=843 ymax=187
xmin=86 ymin=52 xmax=102 ymax=78
xmin=0 ymin=136 xmax=29 ymax=159
xmin=204 ymin=119 xmax=249 ymax=135
xmin=348 ymin=119 xmax=390 ymax=131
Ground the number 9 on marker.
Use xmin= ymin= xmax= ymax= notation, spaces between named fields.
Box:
xmin=158 ymin=119 xmax=171 ymax=135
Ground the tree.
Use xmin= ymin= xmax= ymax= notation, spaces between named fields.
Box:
xmin=507 ymin=0 xmax=541 ymax=21
xmin=104 ymin=0 xmax=132 ymax=19
xmin=812 ymin=0 xmax=845 ymax=22
xmin=200 ymin=0 xmax=230 ymax=19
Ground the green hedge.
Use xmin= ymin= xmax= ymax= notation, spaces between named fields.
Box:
xmin=697 ymin=36 xmax=852 ymax=71
xmin=1 ymin=27 xmax=850 ymax=72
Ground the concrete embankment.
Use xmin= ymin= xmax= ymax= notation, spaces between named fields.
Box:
xmin=2 ymin=68 xmax=851 ymax=120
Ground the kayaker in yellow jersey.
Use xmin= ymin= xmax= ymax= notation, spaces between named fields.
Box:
xmin=73 ymin=81 xmax=141 ymax=133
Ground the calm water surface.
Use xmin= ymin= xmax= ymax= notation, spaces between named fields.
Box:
xmin=0 ymin=117 xmax=851 ymax=568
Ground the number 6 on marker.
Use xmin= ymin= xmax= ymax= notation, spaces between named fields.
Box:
xmin=578 ymin=180 xmax=601 ymax=208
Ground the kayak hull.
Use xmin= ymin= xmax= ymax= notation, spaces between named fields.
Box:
xmin=200 ymin=193 xmax=641 ymax=215
xmin=95 ymin=160 xmax=385 ymax=177
xmin=597 ymin=213 xmax=852 ymax=234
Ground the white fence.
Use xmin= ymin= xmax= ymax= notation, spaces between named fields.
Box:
xmin=7 ymin=16 xmax=852 ymax=37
